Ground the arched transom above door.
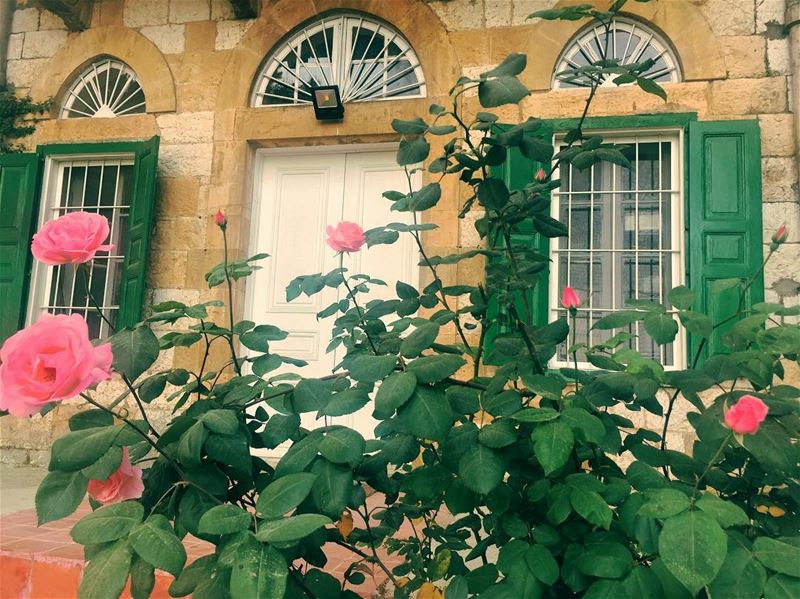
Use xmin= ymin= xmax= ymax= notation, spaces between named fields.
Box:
xmin=251 ymin=12 xmax=426 ymax=107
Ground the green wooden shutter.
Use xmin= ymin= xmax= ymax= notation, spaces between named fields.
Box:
xmin=485 ymin=125 xmax=552 ymax=360
xmin=0 ymin=153 xmax=41 ymax=342
xmin=687 ymin=120 xmax=763 ymax=360
xmin=117 ymin=136 xmax=160 ymax=328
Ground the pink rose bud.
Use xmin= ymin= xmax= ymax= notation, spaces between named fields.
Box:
xmin=534 ymin=168 xmax=547 ymax=182
xmin=87 ymin=448 xmax=144 ymax=504
xmin=326 ymin=221 xmax=366 ymax=253
xmin=31 ymin=211 xmax=114 ymax=266
xmin=561 ymin=286 xmax=581 ymax=311
xmin=771 ymin=224 xmax=787 ymax=244
xmin=0 ymin=314 xmax=113 ymax=417
xmin=724 ymin=394 xmax=768 ymax=435
xmin=214 ymin=209 xmax=227 ymax=227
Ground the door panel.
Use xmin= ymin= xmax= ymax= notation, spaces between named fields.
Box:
xmin=249 ymin=148 xmax=419 ymax=452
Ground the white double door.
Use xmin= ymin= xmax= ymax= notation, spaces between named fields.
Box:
xmin=248 ymin=146 xmax=419 ymax=443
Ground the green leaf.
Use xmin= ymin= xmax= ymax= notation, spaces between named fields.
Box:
xmin=240 ymin=325 xmax=288 ymax=351
xmin=593 ymin=310 xmax=646 ymax=330
xmin=318 ymin=388 xmax=369 ymax=417
xmin=109 ymin=326 xmax=160 ymax=381
xmin=644 ymin=313 xmax=679 ymax=344
xmin=309 ymin=459 xmax=352 ymax=519
xmin=256 ymin=472 xmax=317 ymax=519
xmin=373 ymin=372 xmax=417 ymax=418
xmin=478 ymin=75 xmax=530 ymax=107
xmin=168 ymin=555 xmax=215 ymax=597
xmin=202 ymin=409 xmax=239 ymax=435
xmin=637 ymin=76 xmax=667 ymax=100
xmin=578 ymin=543 xmax=633 ymax=579
xmin=512 ymin=407 xmax=559 ymax=423
xmin=391 ymin=117 xmax=428 ymax=134
xmin=396 ymin=386 xmax=456 ymax=441
xmin=531 ymin=420 xmax=574 ymax=476
xmin=274 ymin=433 xmax=322 ymax=477
xmin=696 ymin=494 xmax=749 ymax=528
xmin=753 ymin=537 xmax=800 ymax=576
xmin=482 ymin=53 xmax=527 ymax=77
xmin=569 ymin=485 xmax=612 ymax=529
xmin=622 ymin=566 xmax=665 ymax=599
xmin=400 ymin=323 xmax=441 ymax=358
xmin=532 ymin=214 xmax=569 ymax=238
xmin=477 ymin=178 xmax=510 ymax=210
xmin=129 ymin=514 xmax=187 ymax=576
xmin=638 ymin=489 xmax=691 ymax=519
xmin=70 ymin=409 xmax=114 ymax=431
xmin=708 ymin=543 xmax=766 ymax=599
xmin=293 ymin=379 xmax=332 ymax=413
xmin=406 ymin=183 xmax=442 ymax=211
xmin=36 ymin=470 xmax=88 ymax=525
xmin=477 ymin=418 xmax=517 ymax=448
xmin=255 ymin=514 xmax=331 ymax=544
xmin=659 ymin=510 xmax=727 ymax=594
xmin=668 ymin=286 xmax=696 ymax=310
xmin=764 ymin=574 xmax=800 ymax=599
xmin=679 ymin=311 xmax=713 ymax=339
xmin=230 ymin=540 xmax=288 ymax=599
xmin=561 ymin=408 xmax=605 ymax=444
xmin=319 ymin=427 xmax=365 ymax=465
xmin=71 ymin=501 xmax=144 ymax=545
xmin=445 ymin=576 xmax=468 ymax=599
xmin=458 ymin=445 xmax=503 ymax=495
xmin=130 ymin=558 xmax=155 ymax=599
xmin=177 ymin=421 xmax=207 ymax=468
xmin=77 ymin=540 xmax=132 ymax=599
xmin=397 ymin=135 xmax=430 ymax=165
xmin=406 ymin=354 xmax=466 ymax=383
xmin=81 ymin=445 xmax=123 ymax=480
xmin=525 ymin=544 xmax=559 ymax=585
xmin=582 ymin=580 xmax=627 ymax=599
xmin=50 ymin=426 xmax=120 ymax=472
xmin=198 ymin=504 xmax=252 ymax=535
xmin=346 ymin=353 xmax=397 ymax=383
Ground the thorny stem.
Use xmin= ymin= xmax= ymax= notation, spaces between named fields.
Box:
xmin=692 ymin=432 xmax=733 ymax=498
xmin=659 ymin=248 xmax=775 ymax=474
xmin=221 ymin=226 xmax=243 ymax=376
xmin=339 ymin=253 xmax=379 ymax=354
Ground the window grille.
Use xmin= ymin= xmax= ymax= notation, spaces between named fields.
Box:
xmin=550 ymin=132 xmax=684 ymax=367
xmin=553 ymin=17 xmax=681 ymax=89
xmin=60 ymin=58 xmax=146 ymax=118
xmin=29 ymin=158 xmax=133 ymax=338
xmin=252 ymin=12 xmax=425 ymax=107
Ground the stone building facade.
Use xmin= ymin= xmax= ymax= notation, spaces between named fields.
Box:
xmin=1 ymin=0 xmax=798 ymax=465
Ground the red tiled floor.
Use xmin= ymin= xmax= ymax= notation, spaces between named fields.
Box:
xmin=0 ymin=495 xmax=412 ymax=598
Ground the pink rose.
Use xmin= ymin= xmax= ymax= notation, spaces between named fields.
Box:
xmin=326 ymin=222 xmax=365 ymax=253
xmin=724 ymin=394 xmax=769 ymax=435
xmin=214 ymin=209 xmax=226 ymax=227
xmin=31 ymin=211 xmax=114 ymax=266
xmin=561 ymin=286 xmax=581 ymax=311
xmin=87 ymin=448 xmax=144 ymax=504
xmin=0 ymin=314 xmax=113 ymax=417
xmin=771 ymin=224 xmax=787 ymax=244
xmin=534 ymin=168 xmax=547 ymax=182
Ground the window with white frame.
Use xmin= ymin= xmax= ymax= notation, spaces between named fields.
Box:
xmin=60 ymin=58 xmax=146 ymax=118
xmin=251 ymin=12 xmax=425 ymax=107
xmin=27 ymin=156 xmax=134 ymax=338
xmin=549 ymin=131 xmax=684 ymax=368
xmin=553 ymin=17 xmax=681 ymax=89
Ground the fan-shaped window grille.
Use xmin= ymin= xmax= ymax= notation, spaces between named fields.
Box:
xmin=252 ymin=12 xmax=425 ymax=107
xmin=553 ymin=17 xmax=681 ymax=89
xmin=60 ymin=58 xmax=146 ymax=118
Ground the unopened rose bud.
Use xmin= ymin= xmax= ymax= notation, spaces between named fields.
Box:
xmin=534 ymin=168 xmax=547 ymax=183
xmin=214 ymin=209 xmax=227 ymax=228
xmin=772 ymin=224 xmax=787 ymax=244
xmin=561 ymin=286 xmax=581 ymax=316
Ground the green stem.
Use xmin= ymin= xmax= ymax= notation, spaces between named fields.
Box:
xmin=221 ymin=226 xmax=243 ymax=376
xmin=339 ymin=253 xmax=379 ymax=354
xmin=692 ymin=432 xmax=733 ymax=498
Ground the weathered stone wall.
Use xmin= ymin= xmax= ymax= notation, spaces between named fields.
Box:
xmin=2 ymin=0 xmax=798 ymax=465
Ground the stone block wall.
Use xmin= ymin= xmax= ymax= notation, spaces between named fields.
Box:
xmin=1 ymin=0 xmax=798 ymax=465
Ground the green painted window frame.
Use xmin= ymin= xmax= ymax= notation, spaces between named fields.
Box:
xmin=488 ymin=112 xmax=765 ymax=367
xmin=0 ymin=136 xmax=160 ymax=340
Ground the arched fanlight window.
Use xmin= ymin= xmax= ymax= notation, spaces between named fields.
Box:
xmin=251 ymin=12 xmax=426 ymax=107
xmin=60 ymin=57 xmax=146 ymax=118
xmin=553 ymin=17 xmax=681 ymax=89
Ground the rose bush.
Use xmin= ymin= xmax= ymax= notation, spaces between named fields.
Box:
xmin=2 ymin=2 xmax=799 ymax=598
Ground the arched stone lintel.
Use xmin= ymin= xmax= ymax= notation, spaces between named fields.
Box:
xmin=30 ymin=26 xmax=176 ymax=115
xmin=215 ymin=0 xmax=460 ymax=112
xmin=519 ymin=0 xmax=726 ymax=91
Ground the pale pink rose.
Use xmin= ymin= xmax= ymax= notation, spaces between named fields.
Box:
xmin=561 ymin=286 xmax=581 ymax=310
xmin=31 ymin=211 xmax=114 ymax=265
xmin=0 ymin=314 xmax=113 ymax=417
xmin=771 ymin=224 xmax=787 ymax=244
xmin=87 ymin=448 xmax=144 ymax=504
xmin=724 ymin=394 xmax=769 ymax=435
xmin=326 ymin=222 xmax=365 ymax=253
xmin=214 ymin=209 xmax=226 ymax=227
